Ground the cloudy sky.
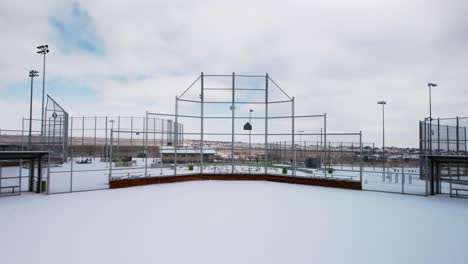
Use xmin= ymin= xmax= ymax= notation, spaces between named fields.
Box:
xmin=1 ymin=0 xmax=467 ymax=147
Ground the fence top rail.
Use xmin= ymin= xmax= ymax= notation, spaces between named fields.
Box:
xmin=202 ymin=101 xmax=268 ymax=104
xmin=438 ymin=117 xmax=468 ymax=121
xmin=270 ymin=114 xmax=326 ymax=119
xmin=0 ymin=129 xmax=41 ymax=133
xmin=203 ymin=74 xmax=267 ymax=78
xmin=178 ymin=98 xmax=201 ymax=103
xmin=421 ymin=116 xmax=468 ymax=121
xmin=173 ymin=115 xmax=325 ymax=119
xmin=69 ymin=116 xmax=146 ymax=119
xmin=203 ymin=88 xmax=266 ymax=91
xmin=166 ymin=132 xmax=360 ymax=136
xmin=268 ymin=100 xmax=293 ymax=104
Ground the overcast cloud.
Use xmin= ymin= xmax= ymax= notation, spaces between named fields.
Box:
xmin=1 ymin=0 xmax=468 ymax=147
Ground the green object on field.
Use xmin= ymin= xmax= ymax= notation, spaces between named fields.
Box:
xmin=282 ymin=168 xmax=288 ymax=174
xmin=41 ymin=180 xmax=47 ymax=193
xmin=328 ymin=168 xmax=335 ymax=174
xmin=188 ymin=165 xmax=194 ymax=171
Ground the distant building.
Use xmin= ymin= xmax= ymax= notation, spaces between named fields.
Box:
xmin=160 ymin=146 xmax=216 ymax=163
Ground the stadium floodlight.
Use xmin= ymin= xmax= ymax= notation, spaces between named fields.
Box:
xmin=36 ymin=44 xmax=50 ymax=149
xmin=29 ymin=70 xmax=39 ymax=78
xmin=377 ymin=100 xmax=387 ymax=181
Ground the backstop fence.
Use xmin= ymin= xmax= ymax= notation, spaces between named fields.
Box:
xmin=420 ymin=117 xmax=468 ymax=198
xmin=0 ymin=74 xmax=427 ymax=196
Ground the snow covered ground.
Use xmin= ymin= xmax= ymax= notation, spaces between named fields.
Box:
xmin=1 ymin=180 xmax=467 ymax=264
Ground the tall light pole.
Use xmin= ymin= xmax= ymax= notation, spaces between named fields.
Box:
xmin=28 ymin=70 xmax=39 ymax=149
xmin=377 ymin=101 xmax=387 ymax=181
xmin=428 ymin=83 xmax=437 ymax=154
xmin=36 ymin=44 xmax=50 ymax=148
xmin=428 ymin=83 xmax=437 ymax=121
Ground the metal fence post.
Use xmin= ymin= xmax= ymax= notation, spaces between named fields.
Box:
xmin=437 ymin=118 xmax=440 ymax=153
xmin=161 ymin=119 xmax=164 ymax=175
xmin=264 ymin=73 xmax=269 ymax=174
xmin=402 ymin=165 xmax=405 ymax=194
xmin=70 ymin=116 xmax=74 ymax=192
xmin=104 ymin=116 xmax=108 ymax=160
xmin=340 ymin=141 xmax=343 ymax=170
xmin=109 ymin=129 xmax=113 ymax=183
xmin=81 ymin=116 xmax=85 ymax=147
xmin=130 ymin=116 xmax=134 ymax=156
xmin=292 ymin=97 xmax=296 ymax=176
xmin=446 ymin=124 xmax=449 ymax=152
xmin=19 ymin=159 xmax=22 ymax=195
xmin=465 ymin=127 xmax=467 ymax=153
xmin=0 ymin=165 xmax=2 ymax=193
xmin=70 ymin=149 xmax=73 ymax=192
xmin=47 ymin=151 xmax=50 ymax=194
xmin=456 ymin=116 xmax=460 ymax=154
xmin=359 ymin=131 xmax=363 ymax=184
xmin=153 ymin=117 xmax=156 ymax=159
xmin=117 ymin=116 xmax=121 ymax=156
xmin=145 ymin=112 xmax=148 ymax=177
xmin=231 ymin=72 xmax=235 ymax=174
xmin=200 ymin=72 xmax=204 ymax=173
xmin=21 ymin=117 xmax=25 ymax=150
xmin=324 ymin=113 xmax=327 ymax=177
xmin=449 ymin=161 xmax=452 ymax=197
xmin=94 ymin=116 xmax=97 ymax=156
xmin=174 ymin=96 xmax=178 ymax=176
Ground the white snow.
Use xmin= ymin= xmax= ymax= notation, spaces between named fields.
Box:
xmin=1 ymin=180 xmax=467 ymax=264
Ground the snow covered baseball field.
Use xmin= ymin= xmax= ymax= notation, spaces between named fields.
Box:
xmin=1 ymin=180 xmax=467 ymax=264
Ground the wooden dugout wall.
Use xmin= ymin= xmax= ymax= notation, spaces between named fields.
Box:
xmin=110 ymin=173 xmax=362 ymax=190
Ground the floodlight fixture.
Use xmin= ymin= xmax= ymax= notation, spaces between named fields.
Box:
xmin=36 ymin=44 xmax=50 ymax=54
xmin=29 ymin=70 xmax=39 ymax=77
